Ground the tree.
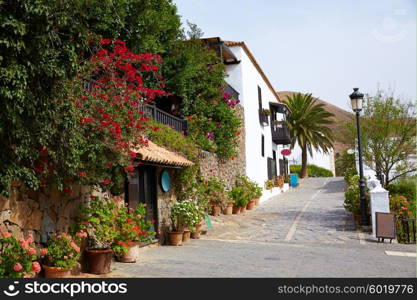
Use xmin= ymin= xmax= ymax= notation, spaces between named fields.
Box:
xmin=341 ymin=90 xmax=416 ymax=187
xmin=335 ymin=151 xmax=356 ymax=177
xmin=283 ymin=93 xmax=335 ymax=178
xmin=0 ymin=1 xmax=177 ymax=195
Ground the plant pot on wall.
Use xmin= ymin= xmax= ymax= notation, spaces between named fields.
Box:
xmin=223 ymin=204 xmax=233 ymax=215
xmin=168 ymin=231 xmax=183 ymax=246
xmin=232 ymin=205 xmax=241 ymax=215
xmin=115 ymin=242 xmax=140 ymax=263
xmin=43 ymin=265 xmax=71 ymax=278
xmin=210 ymin=204 xmax=221 ymax=216
xmin=240 ymin=205 xmax=247 ymax=213
xmin=182 ymin=230 xmax=191 ymax=243
xmin=85 ymin=248 xmax=113 ymax=275
xmin=246 ymin=200 xmax=255 ymax=210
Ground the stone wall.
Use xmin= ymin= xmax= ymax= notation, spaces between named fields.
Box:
xmin=0 ymin=183 xmax=102 ymax=243
xmin=199 ymin=104 xmax=246 ymax=189
xmin=155 ymin=167 xmax=178 ymax=245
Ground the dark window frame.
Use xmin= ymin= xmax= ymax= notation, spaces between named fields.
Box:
xmin=261 ymin=134 xmax=265 ymax=157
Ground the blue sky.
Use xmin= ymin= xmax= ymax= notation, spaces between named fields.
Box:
xmin=174 ymin=0 xmax=416 ymax=111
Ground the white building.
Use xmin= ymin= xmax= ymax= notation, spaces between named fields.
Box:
xmin=204 ymin=38 xmax=291 ymax=187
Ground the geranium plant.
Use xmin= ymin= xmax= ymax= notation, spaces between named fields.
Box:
xmin=204 ymin=177 xmax=227 ymax=208
xmin=42 ymin=232 xmax=83 ymax=270
xmin=112 ymin=201 xmax=155 ymax=255
xmin=78 ymin=195 xmax=118 ymax=249
xmin=0 ymin=233 xmax=40 ymax=278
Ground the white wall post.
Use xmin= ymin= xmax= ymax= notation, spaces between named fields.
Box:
xmin=369 ymin=185 xmax=390 ymax=237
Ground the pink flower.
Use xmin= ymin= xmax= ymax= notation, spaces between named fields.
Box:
xmin=71 ymin=242 xmax=80 ymax=253
xmin=64 ymin=256 xmax=68 ymax=260
xmin=13 ymin=263 xmax=23 ymax=272
xmin=2 ymin=232 xmax=11 ymax=238
xmin=40 ymin=248 xmax=48 ymax=256
xmin=27 ymin=248 xmax=36 ymax=255
xmin=27 ymin=234 xmax=33 ymax=244
xmin=32 ymin=262 xmax=41 ymax=273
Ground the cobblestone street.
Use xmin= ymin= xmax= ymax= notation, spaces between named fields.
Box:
xmin=110 ymin=178 xmax=416 ymax=278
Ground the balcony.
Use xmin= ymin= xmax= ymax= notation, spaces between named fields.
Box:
xmin=259 ymin=109 xmax=270 ymax=126
xmin=271 ymin=122 xmax=291 ymax=145
xmin=139 ymin=104 xmax=188 ymax=135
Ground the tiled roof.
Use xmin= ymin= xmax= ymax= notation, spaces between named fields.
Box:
xmin=131 ymin=140 xmax=194 ymax=167
xmin=224 ymin=41 xmax=280 ymax=102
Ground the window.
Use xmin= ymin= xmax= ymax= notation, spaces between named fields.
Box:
xmin=258 ymin=85 xmax=262 ymax=110
xmin=272 ymin=150 xmax=276 ymax=161
xmin=261 ymin=134 xmax=265 ymax=157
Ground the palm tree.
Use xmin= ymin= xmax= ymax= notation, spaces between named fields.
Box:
xmin=283 ymin=93 xmax=335 ymax=178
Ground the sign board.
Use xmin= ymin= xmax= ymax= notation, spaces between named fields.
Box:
xmin=375 ymin=212 xmax=396 ymax=242
xmin=281 ymin=149 xmax=292 ymax=156
xmin=204 ymin=215 xmax=212 ymax=229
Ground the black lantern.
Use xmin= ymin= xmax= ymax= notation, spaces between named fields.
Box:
xmin=349 ymin=88 xmax=369 ymax=226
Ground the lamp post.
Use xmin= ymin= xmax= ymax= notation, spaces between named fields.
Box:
xmin=349 ymin=88 xmax=369 ymax=226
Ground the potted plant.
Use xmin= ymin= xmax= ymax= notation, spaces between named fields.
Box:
xmin=252 ymin=183 xmax=263 ymax=205
xmin=0 ymin=233 xmax=41 ymax=278
xmin=274 ymin=175 xmax=284 ymax=189
xmin=223 ymin=195 xmax=234 ymax=215
xmin=259 ymin=108 xmax=271 ymax=126
xmin=42 ymin=232 xmax=82 ymax=278
xmin=78 ymin=195 xmax=118 ymax=274
xmin=229 ymin=186 xmax=246 ymax=214
xmin=190 ymin=203 xmax=205 ymax=239
xmin=112 ymin=202 xmax=155 ymax=263
xmin=205 ymin=177 xmax=227 ymax=216
xmin=265 ymin=180 xmax=274 ymax=191
xmin=170 ymin=200 xmax=198 ymax=245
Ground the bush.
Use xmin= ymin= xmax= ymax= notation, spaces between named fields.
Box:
xmin=387 ymin=180 xmax=416 ymax=206
xmin=343 ymin=175 xmax=369 ymax=215
xmin=43 ymin=233 xmax=81 ymax=270
xmin=290 ymin=164 xmax=333 ymax=177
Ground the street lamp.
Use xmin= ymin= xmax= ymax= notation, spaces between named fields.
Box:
xmin=349 ymin=88 xmax=369 ymax=226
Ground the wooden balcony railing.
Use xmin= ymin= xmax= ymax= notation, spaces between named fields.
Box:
xmin=139 ymin=104 xmax=188 ymax=135
xmin=271 ymin=122 xmax=291 ymax=145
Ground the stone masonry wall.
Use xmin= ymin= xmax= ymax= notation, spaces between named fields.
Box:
xmin=0 ymin=183 xmax=108 ymax=243
xmin=199 ymin=104 xmax=246 ymax=189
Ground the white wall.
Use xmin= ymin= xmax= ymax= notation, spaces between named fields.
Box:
xmin=287 ymin=142 xmax=335 ymax=176
xmin=225 ymin=46 xmax=286 ymax=187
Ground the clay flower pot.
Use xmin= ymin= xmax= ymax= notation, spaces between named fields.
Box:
xmin=191 ymin=231 xmax=201 ymax=239
xmin=246 ymin=200 xmax=255 ymax=210
xmin=240 ymin=205 xmax=247 ymax=213
xmin=232 ymin=205 xmax=241 ymax=215
xmin=85 ymin=248 xmax=112 ymax=274
xmin=182 ymin=230 xmax=191 ymax=243
xmin=43 ymin=265 xmax=71 ymax=278
xmin=115 ymin=241 xmax=140 ymax=263
xmin=195 ymin=221 xmax=203 ymax=232
xmin=223 ymin=204 xmax=233 ymax=215
xmin=169 ymin=231 xmax=183 ymax=246
xmin=254 ymin=198 xmax=260 ymax=205
xmin=210 ymin=204 xmax=221 ymax=216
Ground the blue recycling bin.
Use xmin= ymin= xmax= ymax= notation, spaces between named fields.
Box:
xmin=290 ymin=173 xmax=298 ymax=187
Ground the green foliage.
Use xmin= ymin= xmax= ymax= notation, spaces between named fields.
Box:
xmin=204 ymin=177 xmax=228 ymax=208
xmin=112 ymin=202 xmax=155 ymax=255
xmin=290 ymin=164 xmax=333 ymax=177
xmin=389 ymin=194 xmax=415 ymax=243
xmin=387 ymin=180 xmax=416 ymax=206
xmin=283 ymin=93 xmax=335 ymax=177
xmin=0 ymin=233 xmax=39 ymax=278
xmin=228 ymin=187 xmax=247 ymax=207
xmin=335 ymin=151 xmax=356 ymax=177
xmin=340 ymin=89 xmax=416 ymax=186
xmin=0 ymin=0 xmax=180 ymax=196
xmin=163 ymin=37 xmax=241 ymax=159
xmin=171 ymin=200 xmax=202 ymax=231
xmin=228 ymin=175 xmax=258 ymax=206
xmin=43 ymin=233 xmax=81 ymax=270
xmin=343 ymin=175 xmax=369 ymax=215
xmin=78 ymin=196 xmax=118 ymax=249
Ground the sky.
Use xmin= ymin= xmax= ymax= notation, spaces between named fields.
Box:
xmin=174 ymin=0 xmax=416 ymax=111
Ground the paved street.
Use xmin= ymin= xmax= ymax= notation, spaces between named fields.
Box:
xmin=110 ymin=178 xmax=416 ymax=277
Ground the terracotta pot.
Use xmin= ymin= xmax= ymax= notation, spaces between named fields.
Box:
xmin=85 ymin=248 xmax=112 ymax=275
xmin=211 ymin=204 xmax=221 ymax=216
xmin=232 ymin=205 xmax=241 ymax=215
xmin=169 ymin=231 xmax=183 ymax=246
xmin=246 ymin=200 xmax=255 ymax=210
xmin=43 ymin=265 xmax=71 ymax=278
xmin=254 ymin=198 xmax=260 ymax=205
xmin=190 ymin=231 xmax=201 ymax=239
xmin=353 ymin=214 xmax=361 ymax=224
xmin=223 ymin=204 xmax=233 ymax=215
xmin=115 ymin=241 xmax=140 ymax=263
xmin=240 ymin=205 xmax=247 ymax=213
xmin=196 ymin=222 xmax=203 ymax=232
xmin=182 ymin=230 xmax=191 ymax=242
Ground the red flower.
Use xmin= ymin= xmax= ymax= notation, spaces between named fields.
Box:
xmin=129 ymin=152 xmax=137 ymax=158
xmin=78 ymin=172 xmax=86 ymax=178
xmin=102 ymin=178 xmax=111 ymax=185
xmin=101 ymin=38 xmax=111 ymax=45
xmin=125 ymin=165 xmax=135 ymax=172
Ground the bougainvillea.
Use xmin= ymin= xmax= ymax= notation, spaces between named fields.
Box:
xmin=24 ymin=38 xmax=167 ymax=195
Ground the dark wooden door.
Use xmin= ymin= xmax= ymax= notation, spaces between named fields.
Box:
xmin=126 ymin=165 xmax=158 ymax=234
xmin=279 ymin=158 xmax=288 ymax=176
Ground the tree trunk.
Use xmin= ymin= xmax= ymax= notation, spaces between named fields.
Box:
xmin=301 ymin=144 xmax=308 ymax=178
